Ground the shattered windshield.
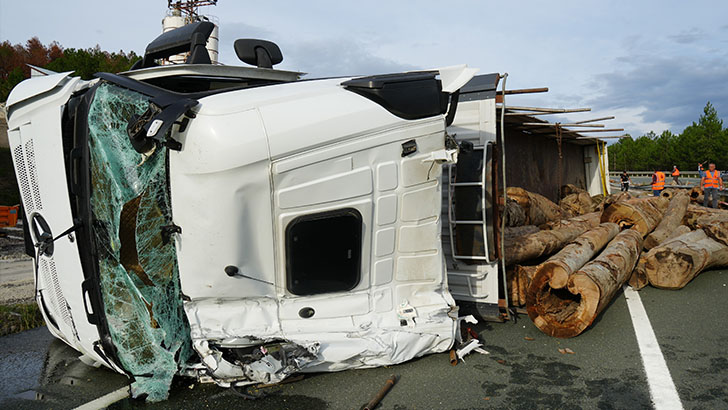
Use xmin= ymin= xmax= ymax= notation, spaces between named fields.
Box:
xmin=87 ymin=82 xmax=192 ymax=401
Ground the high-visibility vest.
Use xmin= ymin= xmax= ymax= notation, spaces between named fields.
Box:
xmin=652 ymin=171 xmax=665 ymax=190
xmin=704 ymin=170 xmax=721 ymax=188
xmin=672 ymin=168 xmax=680 ymax=176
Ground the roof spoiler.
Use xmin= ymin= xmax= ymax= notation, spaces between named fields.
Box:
xmin=131 ymin=21 xmax=215 ymax=70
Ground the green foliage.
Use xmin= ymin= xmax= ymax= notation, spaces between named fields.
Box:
xmin=0 ymin=303 xmax=44 ymax=336
xmin=45 ymin=46 xmax=140 ymax=80
xmin=609 ymin=102 xmax=728 ymax=171
xmin=0 ymin=37 xmax=139 ymax=101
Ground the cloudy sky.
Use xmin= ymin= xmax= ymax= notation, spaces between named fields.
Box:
xmin=2 ymin=1 xmax=726 ymax=137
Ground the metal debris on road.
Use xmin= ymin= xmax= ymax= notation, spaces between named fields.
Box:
xmin=363 ymin=375 xmax=397 ymax=410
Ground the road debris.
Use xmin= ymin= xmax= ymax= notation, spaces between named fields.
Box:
xmin=363 ymin=375 xmax=397 ymax=410
xmin=449 ymin=349 xmax=458 ymax=366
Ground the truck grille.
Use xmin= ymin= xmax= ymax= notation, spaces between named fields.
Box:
xmin=39 ymin=256 xmax=73 ymax=329
xmin=12 ymin=140 xmax=43 ymax=212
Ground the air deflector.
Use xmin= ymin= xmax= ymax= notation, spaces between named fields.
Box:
xmin=342 ymin=72 xmax=449 ymax=120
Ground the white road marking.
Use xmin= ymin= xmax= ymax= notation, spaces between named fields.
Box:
xmin=73 ymin=386 xmax=130 ymax=410
xmin=623 ymin=285 xmax=683 ymax=410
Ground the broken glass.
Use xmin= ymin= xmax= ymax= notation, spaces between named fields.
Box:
xmin=87 ymin=82 xmax=192 ymax=401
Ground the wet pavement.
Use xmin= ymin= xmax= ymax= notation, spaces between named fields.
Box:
xmin=0 ymin=270 xmax=726 ymax=409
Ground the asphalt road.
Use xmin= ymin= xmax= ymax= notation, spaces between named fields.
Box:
xmin=1 ymin=269 xmax=726 ymax=409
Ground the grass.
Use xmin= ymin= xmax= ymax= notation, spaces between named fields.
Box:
xmin=0 ymin=147 xmax=21 ymax=206
xmin=0 ymin=303 xmax=45 ymax=336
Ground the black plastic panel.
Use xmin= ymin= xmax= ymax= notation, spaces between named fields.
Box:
xmin=285 ymin=208 xmax=362 ymax=296
xmin=342 ymin=72 xmax=448 ymax=120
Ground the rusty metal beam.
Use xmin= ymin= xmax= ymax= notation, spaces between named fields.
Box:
xmin=521 ymin=123 xmax=606 ymax=128
xmin=502 ymin=106 xmax=591 ymax=113
xmin=497 ymin=87 xmax=549 ymax=95
xmin=574 ymin=116 xmax=615 ymax=124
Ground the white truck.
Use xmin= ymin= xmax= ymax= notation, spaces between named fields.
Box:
xmin=5 ymin=22 xmax=608 ymax=400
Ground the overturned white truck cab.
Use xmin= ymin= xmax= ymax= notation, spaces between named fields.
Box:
xmin=6 ymin=22 xmax=502 ymax=400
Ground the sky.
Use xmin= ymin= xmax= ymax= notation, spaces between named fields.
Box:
xmin=1 ymin=0 xmax=727 ymax=138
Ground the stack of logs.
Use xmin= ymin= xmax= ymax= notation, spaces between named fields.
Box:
xmin=504 ymin=185 xmax=728 ymax=338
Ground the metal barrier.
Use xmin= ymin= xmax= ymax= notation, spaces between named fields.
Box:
xmin=608 ymin=171 xmax=703 ymax=178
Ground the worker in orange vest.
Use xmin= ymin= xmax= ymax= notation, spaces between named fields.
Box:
xmin=701 ymin=162 xmax=724 ymax=208
xmin=652 ymin=169 xmax=665 ymax=196
xmin=671 ymin=165 xmax=680 ymax=185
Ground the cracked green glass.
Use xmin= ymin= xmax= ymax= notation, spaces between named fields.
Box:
xmin=87 ymin=82 xmax=192 ymax=402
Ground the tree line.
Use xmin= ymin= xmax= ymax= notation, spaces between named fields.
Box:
xmin=0 ymin=37 xmax=139 ymax=102
xmin=608 ymin=102 xmax=728 ymax=172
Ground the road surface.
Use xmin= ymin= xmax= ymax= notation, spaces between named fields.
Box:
xmin=0 ymin=268 xmax=726 ymax=409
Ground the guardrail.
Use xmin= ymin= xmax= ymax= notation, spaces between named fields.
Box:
xmin=608 ymin=171 xmax=703 ymax=178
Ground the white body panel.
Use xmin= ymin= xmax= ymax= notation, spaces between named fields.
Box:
xmin=6 ymin=75 xmax=121 ymax=371
xmin=584 ymin=144 xmax=611 ymax=196
xmin=170 ymin=78 xmax=458 ymax=377
xmin=444 ymin=98 xmax=500 ymax=305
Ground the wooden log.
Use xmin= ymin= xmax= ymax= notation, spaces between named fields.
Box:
xmin=644 ymin=191 xmax=690 ymax=250
xmin=504 ymin=226 xmax=540 ymax=254
xmin=629 ymin=225 xmax=691 ymax=290
xmin=666 ymin=224 xmax=692 ymax=242
xmin=560 ymin=184 xmax=586 ymax=198
xmin=643 ymin=230 xmax=728 ymax=289
xmin=507 ymin=267 xmax=519 ymax=306
xmin=560 ymin=192 xmax=600 ymax=216
xmin=504 ymin=199 xmax=527 ymax=227
xmin=600 ymin=197 xmax=669 ymax=236
xmin=689 ymin=186 xmax=704 ymax=204
xmin=504 ymin=225 xmax=539 ymax=245
xmin=531 ymin=223 xmax=620 ymax=291
xmin=595 ymin=192 xmax=632 ymax=212
xmin=504 ymin=212 xmax=600 ymax=266
xmin=660 ymin=188 xmax=677 ymax=199
xmin=694 ymin=213 xmax=728 ymax=247
xmin=504 ymin=225 xmax=540 ymax=238
xmin=515 ymin=265 xmax=538 ymax=306
xmin=683 ymin=204 xmax=727 ymax=228
xmin=628 ymin=255 xmax=649 ymax=290
xmin=527 ymin=229 xmax=643 ymax=338
xmin=507 ymin=187 xmax=563 ymax=226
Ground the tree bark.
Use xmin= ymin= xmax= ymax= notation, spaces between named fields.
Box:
xmin=515 ymin=264 xmax=539 ymax=306
xmin=643 ymin=230 xmax=728 ymax=289
xmin=660 ymin=188 xmax=679 ymax=200
xmin=644 ymin=191 xmax=690 ymax=250
xmin=600 ymin=197 xmax=669 ymax=237
xmin=629 ymin=225 xmax=691 ymax=290
xmin=683 ymin=204 xmax=726 ymax=228
xmin=560 ymin=192 xmax=600 ymax=217
xmin=595 ymin=192 xmax=632 ymax=212
xmin=504 ymin=212 xmax=600 ymax=266
xmin=689 ymin=187 xmax=704 ymax=204
xmin=560 ymin=184 xmax=586 ymax=198
xmin=507 ymin=187 xmax=563 ymax=226
xmin=531 ymin=223 xmax=620 ymax=291
xmin=504 ymin=199 xmax=527 ymax=227
xmin=628 ymin=255 xmax=649 ymax=290
xmin=694 ymin=213 xmax=728 ymax=247
xmin=527 ymin=229 xmax=643 ymax=338
xmin=504 ymin=225 xmax=540 ymax=240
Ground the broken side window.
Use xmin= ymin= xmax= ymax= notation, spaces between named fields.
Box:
xmin=285 ymin=208 xmax=362 ymax=296
xmin=87 ymin=82 xmax=193 ymax=401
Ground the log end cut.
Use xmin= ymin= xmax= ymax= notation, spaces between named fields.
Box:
xmin=526 ymin=270 xmax=599 ymax=338
xmin=542 ymin=262 xmax=570 ymax=290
